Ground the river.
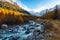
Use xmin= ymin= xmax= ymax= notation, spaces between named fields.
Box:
xmin=0 ymin=20 xmax=51 ymax=40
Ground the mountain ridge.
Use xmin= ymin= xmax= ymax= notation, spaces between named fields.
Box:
xmin=0 ymin=1 xmax=38 ymax=24
xmin=41 ymin=5 xmax=60 ymax=19
xmin=29 ymin=4 xmax=60 ymax=16
xmin=0 ymin=1 xmax=30 ymax=14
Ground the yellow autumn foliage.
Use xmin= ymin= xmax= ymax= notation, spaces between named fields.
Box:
xmin=0 ymin=8 xmax=31 ymax=24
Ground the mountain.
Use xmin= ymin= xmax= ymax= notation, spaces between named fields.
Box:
xmin=0 ymin=0 xmax=15 ymax=4
xmin=29 ymin=5 xmax=60 ymax=19
xmin=29 ymin=10 xmax=46 ymax=16
xmin=0 ymin=1 xmax=30 ymax=14
xmin=29 ymin=9 xmax=55 ymax=16
xmin=29 ymin=11 xmax=40 ymax=16
xmin=29 ymin=5 xmax=60 ymax=17
xmin=42 ymin=5 xmax=60 ymax=19
xmin=0 ymin=1 xmax=39 ymax=25
xmin=38 ymin=9 xmax=47 ymax=16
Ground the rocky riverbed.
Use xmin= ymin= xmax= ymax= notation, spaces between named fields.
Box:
xmin=0 ymin=20 xmax=53 ymax=40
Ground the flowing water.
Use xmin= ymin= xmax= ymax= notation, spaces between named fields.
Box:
xmin=0 ymin=20 xmax=51 ymax=40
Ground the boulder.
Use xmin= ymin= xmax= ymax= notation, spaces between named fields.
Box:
xmin=1 ymin=24 xmax=8 ymax=30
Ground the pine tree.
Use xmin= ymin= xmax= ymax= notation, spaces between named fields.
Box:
xmin=53 ymin=5 xmax=58 ymax=19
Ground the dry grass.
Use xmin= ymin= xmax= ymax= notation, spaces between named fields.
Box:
xmin=43 ymin=20 xmax=60 ymax=40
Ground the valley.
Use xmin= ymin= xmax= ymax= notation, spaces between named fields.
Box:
xmin=0 ymin=0 xmax=60 ymax=40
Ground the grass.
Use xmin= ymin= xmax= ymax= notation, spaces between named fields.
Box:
xmin=43 ymin=19 xmax=60 ymax=40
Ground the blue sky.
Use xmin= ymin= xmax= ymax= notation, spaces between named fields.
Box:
xmin=16 ymin=0 xmax=60 ymax=12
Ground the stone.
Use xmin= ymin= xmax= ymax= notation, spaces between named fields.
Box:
xmin=1 ymin=24 xmax=8 ymax=30
xmin=9 ymin=36 xmax=20 ymax=40
xmin=25 ymin=29 xmax=30 ymax=34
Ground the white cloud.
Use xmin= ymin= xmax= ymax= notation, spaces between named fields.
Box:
xmin=16 ymin=0 xmax=31 ymax=11
xmin=0 ymin=0 xmax=31 ymax=11
xmin=0 ymin=0 xmax=16 ymax=4
xmin=32 ymin=7 xmax=46 ymax=12
xmin=15 ymin=0 xmax=45 ymax=12
xmin=0 ymin=0 xmax=16 ymax=2
xmin=29 ymin=4 xmax=57 ymax=12
xmin=15 ymin=1 xmax=33 ymax=11
xmin=6 ymin=0 xmax=16 ymax=3
xmin=8 ymin=0 xmax=60 ymax=12
xmin=33 ymin=0 xmax=60 ymax=12
xmin=1 ymin=0 xmax=60 ymax=12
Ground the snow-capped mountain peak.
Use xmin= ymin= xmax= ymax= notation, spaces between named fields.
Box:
xmin=57 ymin=5 xmax=60 ymax=8
xmin=29 ymin=4 xmax=60 ymax=16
